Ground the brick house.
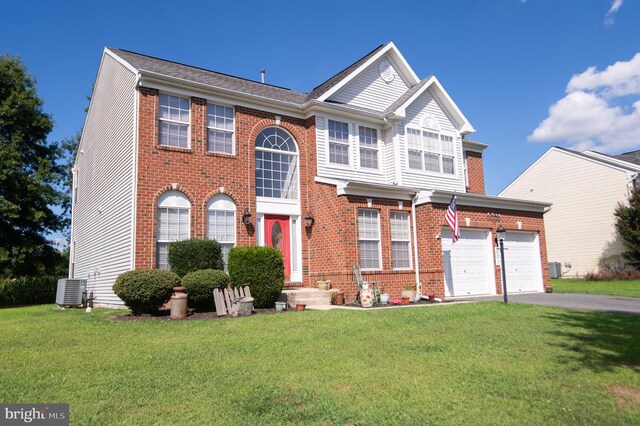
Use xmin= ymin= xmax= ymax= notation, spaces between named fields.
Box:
xmin=70 ymin=42 xmax=551 ymax=307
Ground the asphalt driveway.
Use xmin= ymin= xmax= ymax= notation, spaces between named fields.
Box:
xmin=463 ymin=293 xmax=640 ymax=316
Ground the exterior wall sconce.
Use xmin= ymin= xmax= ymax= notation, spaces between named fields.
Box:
xmin=305 ymin=212 xmax=315 ymax=228
xmin=242 ymin=208 xmax=252 ymax=225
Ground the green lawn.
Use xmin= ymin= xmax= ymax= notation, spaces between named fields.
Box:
xmin=1 ymin=304 xmax=639 ymax=425
xmin=552 ymin=278 xmax=640 ymax=298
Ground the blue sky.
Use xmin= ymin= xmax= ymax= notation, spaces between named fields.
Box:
xmin=3 ymin=0 xmax=639 ymax=198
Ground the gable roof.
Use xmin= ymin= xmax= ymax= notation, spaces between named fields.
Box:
xmin=499 ymin=146 xmax=640 ymax=196
xmin=614 ymin=150 xmax=640 ymax=166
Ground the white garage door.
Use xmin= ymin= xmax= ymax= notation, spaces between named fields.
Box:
xmin=442 ymin=228 xmax=495 ymax=297
xmin=503 ymin=232 xmax=543 ymax=293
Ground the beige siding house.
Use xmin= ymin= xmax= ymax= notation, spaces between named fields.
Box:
xmin=500 ymin=147 xmax=640 ymax=277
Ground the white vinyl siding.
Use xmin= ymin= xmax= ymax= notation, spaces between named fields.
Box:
xmin=390 ymin=211 xmax=412 ymax=269
xmin=207 ymin=194 xmax=236 ymax=271
xmin=207 ymin=103 xmax=234 ymax=154
xmin=358 ymin=126 xmax=379 ymax=169
xmin=159 ymin=94 xmax=190 ymax=148
xmin=156 ymin=191 xmax=190 ymax=270
xmin=328 ymin=55 xmax=410 ymax=111
xmin=69 ymin=52 xmax=137 ymax=306
xmin=358 ymin=209 xmax=381 ymax=270
xmin=400 ymin=90 xmax=466 ymax=192
xmin=500 ymin=148 xmax=633 ymax=278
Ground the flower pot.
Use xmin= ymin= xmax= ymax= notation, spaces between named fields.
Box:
xmin=401 ymin=296 xmax=410 ymax=305
xmin=317 ymin=280 xmax=331 ymax=291
xmin=296 ymin=304 xmax=306 ymax=311
xmin=379 ymin=293 xmax=390 ymax=304
xmin=401 ymin=290 xmax=414 ymax=302
xmin=332 ymin=292 xmax=344 ymax=305
xmin=360 ymin=289 xmax=374 ymax=308
xmin=275 ymin=301 xmax=286 ymax=312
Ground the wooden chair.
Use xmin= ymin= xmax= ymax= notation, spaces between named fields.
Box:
xmin=352 ymin=264 xmax=380 ymax=306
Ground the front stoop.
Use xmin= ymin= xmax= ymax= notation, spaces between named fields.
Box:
xmin=279 ymin=289 xmax=335 ymax=310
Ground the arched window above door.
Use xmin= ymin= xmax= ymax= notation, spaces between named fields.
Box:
xmin=255 ymin=127 xmax=299 ymax=199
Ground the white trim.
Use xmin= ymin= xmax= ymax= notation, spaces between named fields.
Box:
xmin=357 ymin=208 xmax=383 ymax=271
xmin=130 ymin=76 xmax=141 ymax=270
xmin=390 ymin=210 xmax=413 ymax=271
xmin=206 ymin=102 xmax=235 ymax=155
xmin=418 ymin=190 xmax=551 ymax=212
xmin=104 ymin=47 xmax=139 ymax=75
xmin=317 ymin=42 xmax=420 ymax=102
xmin=582 ymin=150 xmax=640 ymax=171
xmin=158 ymin=93 xmax=190 ymax=149
xmin=462 ymin=138 xmax=488 ymax=153
xmin=411 ymin=194 xmax=420 ymax=288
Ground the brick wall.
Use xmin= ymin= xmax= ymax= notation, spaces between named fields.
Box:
xmin=465 ymin=151 xmax=485 ymax=194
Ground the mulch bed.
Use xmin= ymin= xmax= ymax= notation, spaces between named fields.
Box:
xmin=108 ymin=308 xmax=280 ymax=321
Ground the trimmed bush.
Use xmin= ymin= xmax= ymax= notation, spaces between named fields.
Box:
xmin=228 ymin=246 xmax=284 ymax=308
xmin=168 ymin=239 xmax=224 ymax=277
xmin=181 ymin=269 xmax=229 ymax=311
xmin=0 ymin=277 xmax=57 ymax=306
xmin=113 ymin=269 xmax=179 ymax=315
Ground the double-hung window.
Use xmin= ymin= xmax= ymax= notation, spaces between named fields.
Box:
xmin=358 ymin=126 xmax=379 ymax=169
xmin=159 ymin=94 xmax=190 ymax=148
xmin=207 ymin=194 xmax=236 ymax=271
xmin=407 ymin=127 xmax=455 ymax=175
xmin=207 ymin=103 xmax=234 ymax=154
xmin=390 ymin=211 xmax=412 ymax=269
xmin=156 ymin=191 xmax=190 ymax=269
xmin=358 ymin=209 xmax=381 ymax=270
xmin=328 ymin=119 xmax=350 ymax=166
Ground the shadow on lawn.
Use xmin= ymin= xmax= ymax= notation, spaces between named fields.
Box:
xmin=545 ymin=310 xmax=640 ymax=372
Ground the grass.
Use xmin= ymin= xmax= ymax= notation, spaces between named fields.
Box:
xmin=552 ymin=278 xmax=640 ymax=298
xmin=0 ymin=303 xmax=639 ymax=425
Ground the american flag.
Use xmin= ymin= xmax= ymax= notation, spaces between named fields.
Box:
xmin=445 ymin=194 xmax=460 ymax=243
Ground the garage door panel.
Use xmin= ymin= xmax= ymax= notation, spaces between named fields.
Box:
xmin=504 ymin=232 xmax=542 ymax=293
xmin=442 ymin=228 xmax=494 ymax=297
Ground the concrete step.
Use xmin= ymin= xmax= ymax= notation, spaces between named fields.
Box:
xmin=280 ymin=288 xmax=335 ymax=309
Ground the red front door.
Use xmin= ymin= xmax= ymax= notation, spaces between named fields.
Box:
xmin=264 ymin=215 xmax=290 ymax=278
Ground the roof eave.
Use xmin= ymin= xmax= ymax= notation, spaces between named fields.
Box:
xmin=419 ymin=190 xmax=551 ymax=213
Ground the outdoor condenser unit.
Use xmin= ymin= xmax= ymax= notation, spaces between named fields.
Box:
xmin=548 ymin=262 xmax=562 ymax=279
xmin=56 ymin=279 xmax=86 ymax=307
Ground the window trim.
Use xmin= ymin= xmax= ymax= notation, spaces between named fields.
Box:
xmin=255 ymin=126 xmax=300 ymax=200
xmin=156 ymin=190 xmax=191 ymax=270
xmin=390 ymin=210 xmax=413 ymax=271
xmin=206 ymin=102 xmax=235 ymax=155
xmin=357 ymin=125 xmax=380 ymax=170
xmin=206 ymin=194 xmax=236 ymax=271
xmin=158 ymin=93 xmax=191 ymax=149
xmin=327 ymin=118 xmax=351 ymax=167
xmin=358 ymin=208 xmax=382 ymax=271
xmin=406 ymin=120 xmax=457 ymax=176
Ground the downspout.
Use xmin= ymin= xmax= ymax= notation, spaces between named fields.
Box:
xmin=412 ymin=192 xmax=421 ymax=293
xmin=130 ymin=73 xmax=142 ymax=270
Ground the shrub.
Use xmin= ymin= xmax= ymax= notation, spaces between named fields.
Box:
xmin=0 ymin=276 xmax=57 ymax=306
xmin=168 ymin=239 xmax=224 ymax=277
xmin=584 ymin=269 xmax=640 ymax=281
xmin=113 ymin=269 xmax=179 ymax=315
xmin=181 ymin=269 xmax=229 ymax=311
xmin=228 ymin=246 xmax=284 ymax=308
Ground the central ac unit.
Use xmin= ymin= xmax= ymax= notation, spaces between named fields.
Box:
xmin=548 ymin=262 xmax=562 ymax=279
xmin=56 ymin=279 xmax=86 ymax=306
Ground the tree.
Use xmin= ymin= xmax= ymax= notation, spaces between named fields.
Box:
xmin=614 ymin=187 xmax=640 ymax=270
xmin=0 ymin=53 xmax=65 ymax=277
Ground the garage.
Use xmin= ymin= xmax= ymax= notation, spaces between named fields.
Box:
xmin=503 ymin=232 xmax=543 ymax=293
xmin=442 ymin=228 xmax=495 ymax=297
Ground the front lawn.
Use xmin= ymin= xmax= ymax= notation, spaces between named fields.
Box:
xmin=1 ymin=303 xmax=639 ymax=425
xmin=552 ymin=278 xmax=640 ymax=298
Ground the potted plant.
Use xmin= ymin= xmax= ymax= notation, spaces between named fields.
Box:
xmin=378 ymin=285 xmax=390 ymax=304
xmin=317 ymin=275 xmax=331 ymax=291
xmin=401 ymin=285 xmax=414 ymax=304
xmin=330 ymin=290 xmax=344 ymax=305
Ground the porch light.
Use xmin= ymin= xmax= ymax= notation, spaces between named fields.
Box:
xmin=496 ymin=225 xmax=507 ymax=304
xmin=305 ymin=212 xmax=315 ymax=228
xmin=242 ymin=208 xmax=252 ymax=225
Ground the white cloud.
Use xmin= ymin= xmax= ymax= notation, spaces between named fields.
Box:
xmin=529 ymin=53 xmax=640 ymax=153
xmin=604 ymin=0 xmax=624 ymax=26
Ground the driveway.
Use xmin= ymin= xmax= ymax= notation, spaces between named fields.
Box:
xmin=462 ymin=293 xmax=640 ymax=316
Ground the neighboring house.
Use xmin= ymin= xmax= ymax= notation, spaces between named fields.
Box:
xmin=70 ymin=42 xmax=551 ymax=307
xmin=500 ymin=147 xmax=640 ymax=277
